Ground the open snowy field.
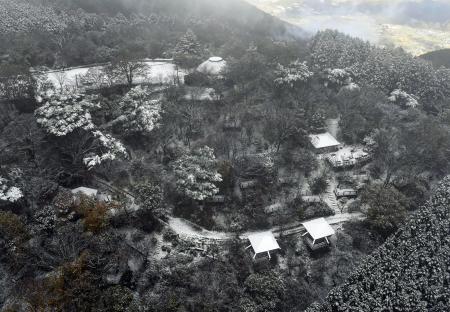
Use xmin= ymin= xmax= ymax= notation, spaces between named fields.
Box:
xmin=37 ymin=59 xmax=186 ymax=93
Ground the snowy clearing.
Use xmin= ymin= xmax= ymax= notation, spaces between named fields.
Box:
xmin=35 ymin=59 xmax=186 ymax=93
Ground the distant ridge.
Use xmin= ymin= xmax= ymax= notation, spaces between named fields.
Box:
xmin=420 ymin=49 xmax=450 ymax=69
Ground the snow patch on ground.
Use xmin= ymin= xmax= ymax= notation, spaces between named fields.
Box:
xmin=168 ymin=217 xmax=232 ymax=240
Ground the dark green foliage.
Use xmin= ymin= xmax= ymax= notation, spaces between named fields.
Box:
xmin=361 ymin=184 xmax=409 ymax=236
xmin=307 ymin=177 xmax=450 ymax=312
xmin=240 ymin=271 xmax=287 ymax=312
xmin=289 ymin=196 xmax=335 ymax=221
xmin=310 ymin=175 xmax=328 ymax=195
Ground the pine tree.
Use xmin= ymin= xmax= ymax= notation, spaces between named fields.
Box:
xmin=173 ymin=29 xmax=203 ymax=68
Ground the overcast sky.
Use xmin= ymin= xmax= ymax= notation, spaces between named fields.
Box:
xmin=247 ymin=0 xmax=450 ymax=54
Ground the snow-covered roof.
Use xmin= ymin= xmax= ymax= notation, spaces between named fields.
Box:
xmin=309 ymin=132 xmax=340 ymax=149
xmin=197 ymin=56 xmax=227 ymax=75
xmin=302 ymin=218 xmax=335 ymax=240
xmin=71 ymin=187 xmax=98 ymax=197
xmin=248 ymin=231 xmax=280 ymax=254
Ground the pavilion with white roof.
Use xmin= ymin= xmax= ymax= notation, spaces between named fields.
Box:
xmin=301 ymin=218 xmax=335 ymax=250
xmin=308 ymin=132 xmax=341 ymax=153
xmin=246 ymin=231 xmax=280 ymax=259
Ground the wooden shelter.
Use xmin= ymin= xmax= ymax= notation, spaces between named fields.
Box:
xmin=246 ymin=231 xmax=280 ymax=259
xmin=308 ymin=132 xmax=341 ymax=153
xmin=301 ymin=218 xmax=335 ymax=250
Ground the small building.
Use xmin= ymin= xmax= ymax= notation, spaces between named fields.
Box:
xmin=301 ymin=217 xmax=335 ymax=250
xmin=206 ymin=195 xmax=226 ymax=204
xmin=240 ymin=180 xmax=258 ymax=189
xmin=246 ymin=231 xmax=280 ymax=259
xmin=309 ymin=132 xmax=341 ymax=153
xmin=71 ymin=186 xmax=111 ymax=203
xmin=334 ymin=188 xmax=357 ymax=198
xmin=197 ymin=56 xmax=227 ymax=76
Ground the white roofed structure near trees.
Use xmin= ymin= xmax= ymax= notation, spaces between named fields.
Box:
xmin=246 ymin=231 xmax=280 ymax=259
xmin=301 ymin=218 xmax=335 ymax=250
xmin=302 ymin=218 xmax=335 ymax=240
xmin=309 ymin=132 xmax=340 ymax=150
xmin=197 ymin=56 xmax=227 ymax=76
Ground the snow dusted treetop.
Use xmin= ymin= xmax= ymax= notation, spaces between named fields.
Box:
xmin=118 ymin=86 xmax=162 ymax=134
xmin=34 ymin=92 xmax=127 ymax=170
xmin=35 ymin=93 xmax=98 ymax=136
xmin=173 ymin=146 xmax=222 ymax=201
xmin=274 ymin=60 xmax=313 ymax=88
xmin=174 ymin=29 xmax=202 ymax=57
xmin=388 ymin=89 xmax=420 ymax=109
xmin=0 ymin=176 xmax=23 ymax=203
xmin=83 ymin=131 xmax=127 ymax=170
xmin=323 ymin=68 xmax=352 ymax=87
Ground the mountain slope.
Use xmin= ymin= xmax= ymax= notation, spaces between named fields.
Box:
xmin=0 ymin=0 xmax=302 ymax=67
xmin=421 ymin=49 xmax=450 ymax=69
xmin=307 ymin=177 xmax=450 ymax=311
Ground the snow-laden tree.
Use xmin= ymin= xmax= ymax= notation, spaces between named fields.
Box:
xmin=35 ymin=93 xmax=97 ymax=136
xmin=117 ymin=86 xmax=162 ymax=134
xmin=388 ymin=89 xmax=419 ymax=109
xmin=323 ymin=68 xmax=352 ymax=87
xmin=173 ymin=29 xmax=203 ymax=68
xmin=173 ymin=29 xmax=202 ymax=57
xmin=0 ymin=176 xmax=23 ymax=203
xmin=35 ymin=93 xmax=127 ymax=169
xmin=310 ymin=30 xmax=372 ymax=70
xmin=83 ymin=131 xmax=127 ymax=170
xmin=173 ymin=146 xmax=222 ymax=201
xmin=274 ymin=60 xmax=313 ymax=88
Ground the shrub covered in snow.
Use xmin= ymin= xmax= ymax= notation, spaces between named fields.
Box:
xmin=323 ymin=68 xmax=352 ymax=87
xmin=0 ymin=176 xmax=23 ymax=203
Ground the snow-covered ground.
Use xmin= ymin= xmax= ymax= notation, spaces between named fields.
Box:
xmin=168 ymin=217 xmax=232 ymax=240
xmin=36 ymin=59 xmax=186 ymax=93
xmin=183 ymin=87 xmax=215 ymax=101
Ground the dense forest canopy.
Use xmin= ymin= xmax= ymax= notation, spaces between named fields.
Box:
xmin=307 ymin=177 xmax=450 ymax=312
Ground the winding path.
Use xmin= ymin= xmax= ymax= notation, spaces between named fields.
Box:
xmin=168 ymin=212 xmax=365 ymax=242
xmin=93 ymin=176 xmax=365 ymax=243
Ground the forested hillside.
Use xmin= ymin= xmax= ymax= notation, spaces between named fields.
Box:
xmin=308 ymin=177 xmax=450 ymax=312
xmin=0 ymin=0 xmax=299 ymax=67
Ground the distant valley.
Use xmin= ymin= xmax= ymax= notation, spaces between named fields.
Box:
xmin=245 ymin=0 xmax=450 ymax=56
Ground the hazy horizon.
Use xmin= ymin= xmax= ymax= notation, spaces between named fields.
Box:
xmin=246 ymin=0 xmax=450 ymax=55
